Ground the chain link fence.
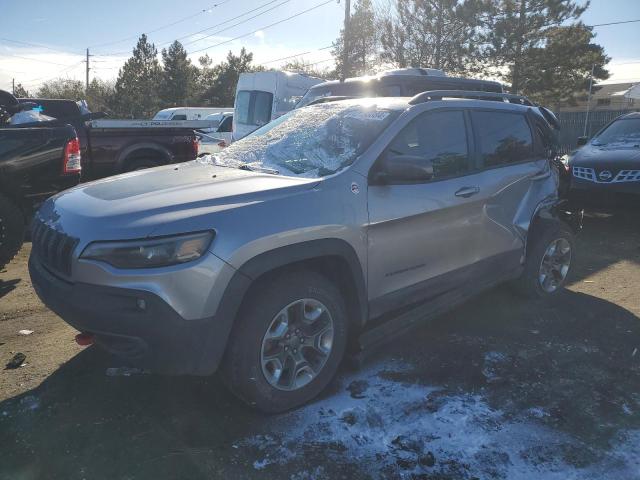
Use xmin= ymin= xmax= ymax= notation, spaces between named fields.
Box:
xmin=556 ymin=109 xmax=640 ymax=154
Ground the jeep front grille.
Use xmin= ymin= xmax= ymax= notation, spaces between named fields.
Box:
xmin=31 ymin=219 xmax=78 ymax=277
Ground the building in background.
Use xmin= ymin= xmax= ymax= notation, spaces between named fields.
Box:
xmin=558 ymin=82 xmax=638 ymax=113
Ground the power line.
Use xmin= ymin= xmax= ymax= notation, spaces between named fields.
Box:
xmin=189 ymin=0 xmax=335 ymax=55
xmin=0 ymin=37 xmax=84 ymax=55
xmin=89 ymin=0 xmax=233 ymax=49
xmin=590 ymin=19 xmax=640 ymax=27
xmin=19 ymin=60 xmax=85 ymax=88
xmin=260 ymin=45 xmax=333 ymax=65
xmin=0 ymin=52 xmax=80 ymax=67
xmin=94 ymin=0 xmax=288 ymax=57
xmin=179 ymin=0 xmax=290 ymax=48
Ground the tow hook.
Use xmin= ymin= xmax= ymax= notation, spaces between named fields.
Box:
xmin=75 ymin=333 xmax=94 ymax=346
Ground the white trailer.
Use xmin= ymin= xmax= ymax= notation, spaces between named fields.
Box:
xmin=233 ymin=71 xmax=323 ymax=140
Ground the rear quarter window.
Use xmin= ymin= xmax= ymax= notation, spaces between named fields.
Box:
xmin=471 ymin=111 xmax=534 ymax=167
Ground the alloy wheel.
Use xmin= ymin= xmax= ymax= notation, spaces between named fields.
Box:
xmin=260 ymin=298 xmax=334 ymax=391
xmin=538 ymin=238 xmax=571 ymax=293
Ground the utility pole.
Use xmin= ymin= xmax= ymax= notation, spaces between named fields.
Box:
xmin=583 ymin=63 xmax=595 ymax=137
xmin=84 ymin=48 xmax=91 ymax=93
xmin=12 ymin=78 xmax=15 ymax=95
xmin=340 ymin=0 xmax=351 ymax=82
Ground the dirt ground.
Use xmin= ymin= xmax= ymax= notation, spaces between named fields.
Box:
xmin=1 ymin=211 xmax=639 ymax=479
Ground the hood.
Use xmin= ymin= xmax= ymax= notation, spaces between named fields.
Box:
xmin=38 ymin=160 xmax=318 ymax=241
xmin=569 ymin=143 xmax=640 ymax=170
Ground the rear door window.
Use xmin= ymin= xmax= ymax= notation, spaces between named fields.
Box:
xmin=471 ymin=111 xmax=533 ymax=167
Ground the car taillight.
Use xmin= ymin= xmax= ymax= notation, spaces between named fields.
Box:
xmin=218 ymin=140 xmax=227 ymax=148
xmin=191 ymin=137 xmax=199 ymax=158
xmin=63 ymin=137 xmax=81 ymax=174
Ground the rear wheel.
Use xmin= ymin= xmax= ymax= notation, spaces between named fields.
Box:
xmin=221 ymin=270 xmax=348 ymax=413
xmin=0 ymin=194 xmax=25 ymax=270
xmin=514 ymin=221 xmax=574 ymax=299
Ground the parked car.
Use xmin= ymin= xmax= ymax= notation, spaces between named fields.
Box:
xmin=198 ymin=113 xmax=233 ymax=155
xmin=29 ymin=91 xmax=579 ymax=412
xmin=152 ymin=107 xmax=233 ymax=121
xmin=563 ymin=112 xmax=640 ymax=208
xmin=18 ymin=98 xmax=200 ymax=180
xmin=0 ymin=90 xmax=81 ymax=269
xmin=296 ymin=68 xmax=503 ymax=108
xmin=233 ymin=71 xmax=323 ymax=140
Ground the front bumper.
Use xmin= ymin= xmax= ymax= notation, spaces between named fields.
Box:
xmin=568 ymin=179 xmax=640 ymax=209
xmin=29 ymin=255 xmax=227 ymax=375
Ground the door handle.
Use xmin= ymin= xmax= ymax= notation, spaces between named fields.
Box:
xmin=455 ymin=186 xmax=480 ymax=198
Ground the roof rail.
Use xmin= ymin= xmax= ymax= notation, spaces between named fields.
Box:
xmin=408 ymin=90 xmax=535 ymax=106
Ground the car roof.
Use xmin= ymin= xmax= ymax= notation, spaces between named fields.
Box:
xmin=619 ymin=112 xmax=640 ymax=119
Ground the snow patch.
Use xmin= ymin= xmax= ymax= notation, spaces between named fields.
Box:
xmin=238 ymin=361 xmax=640 ymax=479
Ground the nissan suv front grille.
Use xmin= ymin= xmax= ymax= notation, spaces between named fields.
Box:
xmin=572 ymin=167 xmax=640 ymax=184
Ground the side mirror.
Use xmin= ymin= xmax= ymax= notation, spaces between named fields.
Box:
xmin=577 ymin=136 xmax=589 ymax=147
xmin=371 ymin=153 xmax=433 ymax=184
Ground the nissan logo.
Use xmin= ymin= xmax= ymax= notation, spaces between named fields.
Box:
xmin=598 ymin=170 xmax=613 ymax=181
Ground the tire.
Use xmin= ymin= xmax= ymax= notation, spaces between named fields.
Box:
xmin=513 ymin=221 xmax=575 ymax=299
xmin=124 ymin=158 xmax=160 ymax=172
xmin=0 ymin=193 xmax=25 ymax=270
xmin=221 ymin=270 xmax=348 ymax=413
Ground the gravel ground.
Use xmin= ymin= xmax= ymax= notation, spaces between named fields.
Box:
xmin=0 ymin=211 xmax=639 ymax=479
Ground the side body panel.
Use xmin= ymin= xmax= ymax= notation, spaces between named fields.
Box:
xmin=85 ymin=127 xmax=197 ymax=179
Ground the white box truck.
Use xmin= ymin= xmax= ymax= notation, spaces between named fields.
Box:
xmin=232 ymin=71 xmax=323 ymax=140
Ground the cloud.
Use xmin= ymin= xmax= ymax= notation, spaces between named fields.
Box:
xmin=254 ymin=30 xmax=265 ymax=40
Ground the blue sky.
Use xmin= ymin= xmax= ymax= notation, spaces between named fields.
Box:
xmin=1 ymin=0 xmax=639 ymax=92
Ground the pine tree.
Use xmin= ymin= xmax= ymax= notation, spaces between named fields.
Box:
xmin=86 ymin=78 xmax=116 ymax=114
xmin=333 ymin=0 xmax=379 ymax=78
xmin=518 ymin=24 xmax=609 ymax=107
xmin=379 ymin=0 xmax=484 ymax=75
xmin=113 ymin=34 xmax=162 ymax=118
xmin=161 ymin=41 xmax=197 ymax=107
xmin=482 ymin=0 xmax=588 ymax=93
xmin=204 ymin=48 xmax=259 ymax=107
xmin=194 ymin=54 xmax=217 ymax=105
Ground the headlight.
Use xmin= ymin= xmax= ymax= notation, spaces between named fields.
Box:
xmin=81 ymin=231 xmax=214 ymax=269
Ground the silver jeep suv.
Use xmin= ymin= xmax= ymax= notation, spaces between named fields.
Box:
xmin=29 ymin=91 xmax=580 ymax=412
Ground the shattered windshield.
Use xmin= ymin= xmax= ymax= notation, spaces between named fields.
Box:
xmin=592 ymin=118 xmax=640 ymax=147
xmin=210 ymin=101 xmax=399 ymax=178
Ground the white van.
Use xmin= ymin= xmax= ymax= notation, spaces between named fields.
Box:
xmin=152 ymin=107 xmax=233 ymax=121
xmin=233 ymin=71 xmax=323 ymax=140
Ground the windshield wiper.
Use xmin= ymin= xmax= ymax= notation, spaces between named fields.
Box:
xmin=238 ymin=164 xmax=279 ymax=175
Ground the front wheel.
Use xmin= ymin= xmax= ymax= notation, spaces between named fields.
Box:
xmin=221 ymin=270 xmax=348 ymax=413
xmin=514 ymin=222 xmax=575 ymax=299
